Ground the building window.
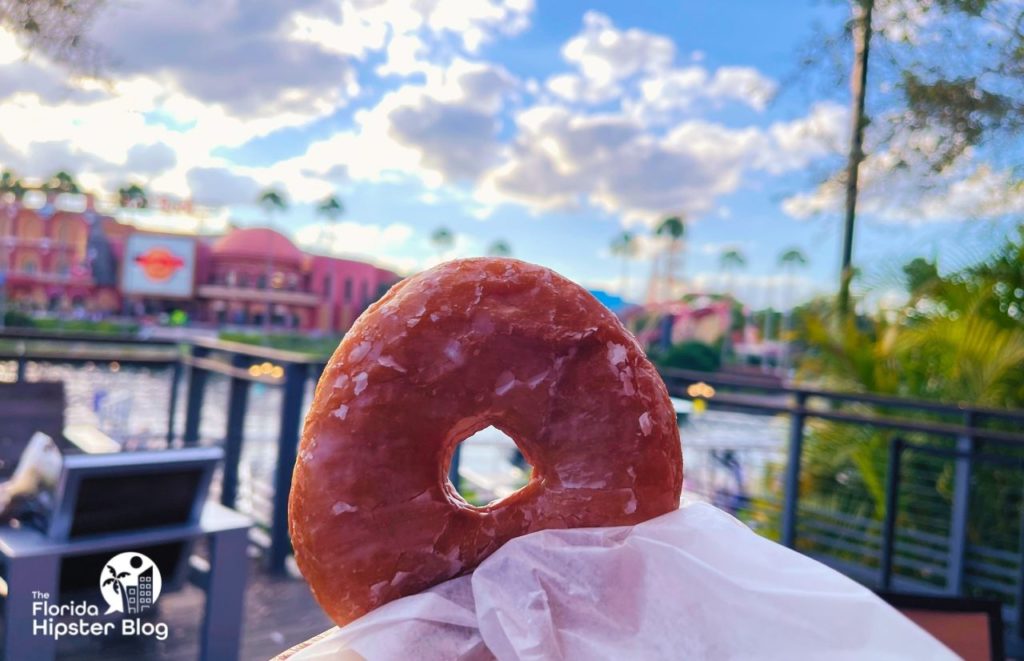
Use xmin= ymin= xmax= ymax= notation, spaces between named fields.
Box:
xmin=344 ymin=278 xmax=353 ymax=303
xmin=257 ymin=274 xmax=267 ymax=289
xmin=56 ymin=259 xmax=69 ymax=276
xmin=323 ymin=274 xmax=332 ymax=296
xmin=361 ymin=280 xmax=369 ymax=306
xmin=22 ymin=259 xmax=36 ymax=274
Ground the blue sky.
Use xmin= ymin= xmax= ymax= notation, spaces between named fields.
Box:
xmin=0 ymin=0 xmax=1019 ymax=308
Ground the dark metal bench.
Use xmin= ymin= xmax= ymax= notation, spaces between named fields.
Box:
xmin=0 ymin=447 xmax=251 ymax=660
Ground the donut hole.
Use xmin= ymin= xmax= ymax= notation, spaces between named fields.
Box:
xmin=447 ymin=425 xmax=535 ymax=509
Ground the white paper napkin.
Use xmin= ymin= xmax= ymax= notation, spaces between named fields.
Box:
xmin=290 ymin=501 xmax=955 ymax=660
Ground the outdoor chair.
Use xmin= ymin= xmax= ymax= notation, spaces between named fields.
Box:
xmin=878 ymin=592 xmax=1005 ymax=661
xmin=0 ymin=446 xmax=251 ymax=661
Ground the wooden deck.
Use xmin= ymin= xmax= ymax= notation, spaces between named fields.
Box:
xmin=56 ymin=558 xmax=332 ymax=661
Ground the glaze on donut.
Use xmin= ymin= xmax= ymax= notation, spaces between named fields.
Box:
xmin=289 ymin=258 xmax=682 ymax=626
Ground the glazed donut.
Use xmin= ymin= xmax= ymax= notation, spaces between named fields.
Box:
xmin=289 ymin=258 xmax=682 ymax=626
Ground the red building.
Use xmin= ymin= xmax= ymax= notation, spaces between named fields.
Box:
xmin=0 ymin=195 xmax=400 ymax=333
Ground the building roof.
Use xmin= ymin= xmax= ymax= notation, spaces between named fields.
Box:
xmin=212 ymin=227 xmax=303 ymax=264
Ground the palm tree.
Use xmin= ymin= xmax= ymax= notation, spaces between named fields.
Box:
xmin=257 ymin=188 xmax=288 ymax=332
xmin=610 ymin=231 xmax=637 ymax=297
xmin=117 ymin=183 xmax=148 ymax=209
xmin=656 ymin=216 xmax=685 ymax=300
xmin=719 ymin=248 xmax=747 ymax=364
xmin=487 ymin=239 xmax=512 ymax=257
xmin=45 ymin=170 xmax=80 ymax=194
xmin=102 ymin=564 xmax=131 ymax=612
xmin=431 ymin=227 xmax=454 ymax=260
xmin=720 ymin=249 xmax=747 ymax=292
xmin=316 ymin=194 xmax=344 ymax=248
xmin=778 ymin=248 xmax=809 ymax=371
xmin=0 ymin=171 xmax=26 ymax=201
xmin=317 ymin=195 xmax=344 ymax=223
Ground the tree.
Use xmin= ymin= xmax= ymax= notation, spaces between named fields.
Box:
xmin=720 ymin=248 xmax=747 ymax=287
xmin=45 ymin=170 xmax=80 ymax=194
xmin=837 ymin=0 xmax=873 ymax=317
xmin=655 ymin=216 xmax=686 ymax=300
xmin=806 ymin=1 xmax=1024 ymax=315
xmin=431 ymin=227 xmax=454 ymax=259
xmin=0 ymin=170 xmax=26 ymax=200
xmin=486 ymin=239 xmax=512 ymax=257
xmin=778 ymin=248 xmax=809 ymax=369
xmin=256 ymin=188 xmax=288 ymax=333
xmin=316 ymin=194 xmax=344 ymax=247
xmin=258 ymin=188 xmax=287 ymax=217
xmin=0 ymin=0 xmax=105 ymax=70
xmin=610 ymin=231 xmax=637 ymax=297
xmin=317 ymin=195 xmax=344 ymax=223
xmin=779 ymin=247 xmax=809 ymax=304
xmin=117 ymin=183 xmax=148 ymax=209
xmin=902 ymin=257 xmax=939 ymax=296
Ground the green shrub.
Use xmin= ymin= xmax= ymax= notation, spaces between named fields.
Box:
xmin=657 ymin=340 xmax=721 ymax=372
xmin=2 ymin=310 xmax=33 ymax=327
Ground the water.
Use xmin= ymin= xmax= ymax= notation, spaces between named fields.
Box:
xmin=0 ymin=361 xmax=788 ymax=524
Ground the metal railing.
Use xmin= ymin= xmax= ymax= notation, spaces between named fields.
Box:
xmin=662 ymin=367 xmax=1024 ymax=655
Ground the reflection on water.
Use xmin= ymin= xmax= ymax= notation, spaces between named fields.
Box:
xmin=0 ymin=361 xmax=787 ymax=526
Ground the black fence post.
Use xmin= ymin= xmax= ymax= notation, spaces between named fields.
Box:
xmin=269 ymin=361 xmax=306 ymax=574
xmin=781 ymin=391 xmax=807 ymax=548
xmin=14 ymin=340 xmax=26 ymax=382
xmin=947 ymin=410 xmax=975 ymax=595
xmin=182 ymin=345 xmax=210 ymax=446
xmin=880 ymin=437 xmax=904 ymax=590
xmin=449 ymin=444 xmax=462 ymax=493
xmin=1016 ymin=486 xmax=1024 ymax=646
xmin=221 ymin=353 xmax=251 ymax=509
xmin=166 ymin=359 xmax=183 ymax=446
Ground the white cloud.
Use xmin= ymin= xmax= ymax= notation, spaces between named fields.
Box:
xmin=295 ymin=220 xmax=415 ymax=259
xmin=292 ymin=220 xmax=492 ymax=275
xmin=563 ymin=11 xmax=674 ymax=90
xmin=782 ymin=129 xmax=1024 ymax=224
xmin=634 ymin=66 xmax=776 ymax=116
xmin=269 ymin=58 xmax=517 ymax=198
xmin=477 ymin=100 xmax=847 ymax=225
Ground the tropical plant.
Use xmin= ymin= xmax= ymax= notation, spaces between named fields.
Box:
xmin=45 ymin=170 xmax=80 ymax=194
xmin=778 ymin=248 xmax=809 ymax=366
xmin=794 ymin=229 xmax=1024 ymax=554
xmin=258 ymin=188 xmax=287 ymax=216
xmin=656 ymin=216 xmax=685 ymax=300
xmin=610 ymin=231 xmax=637 ymax=297
xmin=0 ymin=170 xmax=27 ymax=200
xmin=720 ymin=248 xmax=746 ymax=294
xmin=256 ymin=188 xmax=288 ymax=333
xmin=315 ymin=194 xmax=344 ymax=247
xmin=117 ymin=183 xmax=148 ymax=208
xmin=657 ymin=340 xmax=721 ymax=373
xmin=317 ymin=195 xmax=344 ymax=222
xmin=486 ymin=239 xmax=512 ymax=257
